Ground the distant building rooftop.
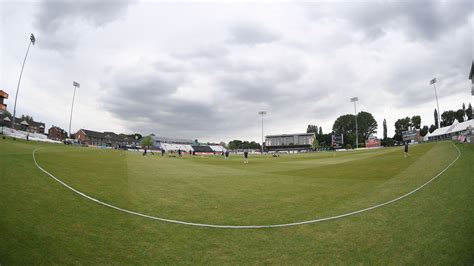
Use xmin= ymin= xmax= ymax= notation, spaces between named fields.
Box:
xmin=426 ymin=119 xmax=474 ymax=140
xmin=150 ymin=136 xmax=194 ymax=144
xmin=266 ymin=133 xmax=315 ymax=138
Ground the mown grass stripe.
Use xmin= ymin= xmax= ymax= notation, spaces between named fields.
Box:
xmin=32 ymin=142 xmax=461 ymax=229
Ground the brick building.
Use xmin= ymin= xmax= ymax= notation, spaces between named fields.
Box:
xmin=14 ymin=118 xmax=45 ymax=134
xmin=29 ymin=120 xmax=45 ymax=134
xmin=75 ymin=129 xmax=139 ymax=147
xmin=0 ymin=90 xmax=8 ymax=112
xmin=48 ymin=126 xmax=68 ymax=141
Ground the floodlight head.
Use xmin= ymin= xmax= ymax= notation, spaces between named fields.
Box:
xmin=350 ymin=97 xmax=358 ymax=102
xmin=430 ymin=78 xmax=436 ymax=85
xmin=30 ymin=33 xmax=36 ymax=45
xmin=258 ymin=111 xmax=267 ymax=115
xmin=73 ymin=81 xmax=80 ymax=88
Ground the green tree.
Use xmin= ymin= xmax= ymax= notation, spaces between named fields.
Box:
xmin=219 ymin=141 xmax=227 ymax=148
xmin=332 ymin=114 xmax=356 ymax=146
xmin=306 ymin=124 xmax=318 ymax=134
xmin=312 ymin=137 xmax=319 ymax=149
xmin=318 ymin=126 xmax=323 ymax=136
xmin=393 ymin=117 xmax=411 ymax=141
xmin=133 ymin=133 xmax=142 ymax=141
xmin=3 ymin=110 xmax=12 ymax=119
xmin=434 ymin=109 xmax=439 ymax=128
xmin=332 ymin=111 xmax=377 ymax=146
xmin=462 ymin=103 xmax=466 ymax=120
xmin=356 ymin=111 xmax=378 ymax=141
xmin=429 ymin=124 xmax=437 ymax=133
xmin=455 ymin=109 xmax=465 ymax=123
xmin=440 ymin=110 xmax=457 ymax=127
xmin=228 ymin=140 xmax=243 ymax=150
xmin=411 ymin=115 xmax=421 ymax=129
xmin=249 ymin=141 xmax=260 ymax=149
xmin=383 ymin=118 xmax=387 ymax=140
xmin=140 ymin=136 xmax=153 ymax=147
xmin=20 ymin=115 xmax=34 ymax=123
xmin=381 ymin=137 xmax=395 ymax=147
xmin=317 ymin=133 xmax=332 ymax=147
xmin=420 ymin=125 xmax=429 ymax=137
xmin=467 ymin=103 xmax=473 ymax=120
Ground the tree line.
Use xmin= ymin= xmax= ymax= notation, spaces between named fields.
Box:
xmin=307 ymin=102 xmax=472 ymax=149
xmin=307 ymin=111 xmax=378 ymax=148
xmin=389 ymin=102 xmax=471 ymax=144
xmin=1 ymin=110 xmax=35 ymax=123
xmin=439 ymin=102 xmax=472 ymax=127
xmin=227 ymin=140 xmax=261 ymax=150
xmin=143 ymin=101 xmax=473 ymax=150
xmin=306 ymin=124 xmax=332 ymax=148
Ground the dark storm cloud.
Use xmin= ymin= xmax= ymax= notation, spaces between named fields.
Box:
xmin=4 ymin=1 xmax=471 ymax=141
xmin=216 ymin=60 xmax=308 ymax=103
xmin=99 ymin=53 xmax=315 ymax=138
xmin=101 ymin=67 xmax=185 ymax=117
xmin=227 ymin=23 xmax=281 ymax=45
xmin=100 ymin=61 xmax=231 ymax=138
xmin=305 ymin=0 xmax=473 ymax=41
xmin=225 ymin=58 xmax=314 ymax=107
xmin=397 ymin=0 xmax=472 ymax=40
xmin=34 ymin=0 xmax=133 ymax=50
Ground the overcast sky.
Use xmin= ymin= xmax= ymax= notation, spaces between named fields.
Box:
xmin=1 ymin=0 xmax=472 ymax=143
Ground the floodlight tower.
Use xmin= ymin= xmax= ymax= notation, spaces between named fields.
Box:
xmin=69 ymin=81 xmax=80 ymax=138
xmin=430 ymin=78 xmax=441 ymax=127
xmin=258 ymin=111 xmax=266 ymax=153
xmin=469 ymin=62 xmax=474 ymax=117
xmin=12 ymin=33 xmax=36 ymax=129
xmin=350 ymin=97 xmax=359 ymax=149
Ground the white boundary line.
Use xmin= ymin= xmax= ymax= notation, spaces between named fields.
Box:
xmin=32 ymin=142 xmax=461 ymax=229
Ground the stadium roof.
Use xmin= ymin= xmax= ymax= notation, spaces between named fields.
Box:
xmin=81 ymin=129 xmax=106 ymax=138
xmin=50 ymin=125 xmax=67 ymax=133
xmin=429 ymin=119 xmax=474 ymax=138
xmin=150 ymin=136 xmax=194 ymax=144
xmin=30 ymin=120 xmax=45 ymax=128
xmin=266 ymin=133 xmax=315 ymax=138
xmin=191 ymin=145 xmax=214 ymax=152
xmin=103 ymin=131 xmax=122 ymax=140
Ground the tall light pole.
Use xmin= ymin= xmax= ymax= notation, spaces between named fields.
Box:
xmin=12 ymin=33 xmax=36 ymax=129
xmin=430 ymin=78 xmax=441 ymax=127
xmin=350 ymin=97 xmax=359 ymax=149
xmin=469 ymin=62 xmax=473 ymax=118
xmin=69 ymin=81 xmax=80 ymax=138
xmin=258 ymin=111 xmax=266 ymax=153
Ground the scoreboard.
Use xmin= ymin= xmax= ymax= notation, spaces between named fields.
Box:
xmin=402 ymin=130 xmax=420 ymax=142
xmin=332 ymin=134 xmax=344 ymax=149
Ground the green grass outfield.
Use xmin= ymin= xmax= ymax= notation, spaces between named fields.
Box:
xmin=1 ymin=138 xmax=473 ymax=264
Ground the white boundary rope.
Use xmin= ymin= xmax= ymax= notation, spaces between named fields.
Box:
xmin=32 ymin=142 xmax=461 ymax=229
